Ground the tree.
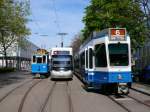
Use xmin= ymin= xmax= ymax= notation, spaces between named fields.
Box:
xmin=82 ymin=0 xmax=148 ymax=50
xmin=0 ymin=0 xmax=30 ymax=68
xmin=71 ymin=33 xmax=83 ymax=54
xmin=141 ymin=0 xmax=150 ymax=29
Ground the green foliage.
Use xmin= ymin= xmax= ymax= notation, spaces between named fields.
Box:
xmin=0 ymin=67 xmax=16 ymax=73
xmin=82 ymin=0 xmax=148 ymax=50
xmin=71 ymin=33 xmax=83 ymax=54
xmin=0 ymin=0 xmax=30 ymax=67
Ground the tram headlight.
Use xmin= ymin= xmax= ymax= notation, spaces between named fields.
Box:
xmin=89 ymin=72 xmax=94 ymax=75
xmin=43 ymin=66 xmax=46 ymax=68
xmin=118 ymin=74 xmax=122 ymax=80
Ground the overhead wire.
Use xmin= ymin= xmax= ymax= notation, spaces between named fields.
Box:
xmin=28 ymin=0 xmax=43 ymax=34
xmin=52 ymin=0 xmax=61 ymax=33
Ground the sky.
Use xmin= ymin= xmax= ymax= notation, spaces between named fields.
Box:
xmin=27 ymin=0 xmax=90 ymax=50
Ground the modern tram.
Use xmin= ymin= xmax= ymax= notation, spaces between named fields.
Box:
xmin=31 ymin=49 xmax=50 ymax=78
xmin=74 ymin=28 xmax=132 ymax=94
xmin=50 ymin=47 xmax=73 ymax=79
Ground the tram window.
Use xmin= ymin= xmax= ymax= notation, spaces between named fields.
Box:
xmin=43 ymin=55 xmax=46 ymax=63
xmin=80 ymin=52 xmax=85 ymax=68
xmin=95 ymin=44 xmax=107 ymax=67
xmin=108 ymin=44 xmax=128 ymax=66
xmin=89 ymin=48 xmax=93 ymax=69
xmin=75 ymin=58 xmax=79 ymax=68
xmin=86 ymin=50 xmax=88 ymax=68
xmin=37 ymin=57 xmax=42 ymax=63
xmin=33 ymin=56 xmax=36 ymax=63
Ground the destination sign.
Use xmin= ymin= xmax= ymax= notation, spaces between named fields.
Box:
xmin=109 ymin=28 xmax=126 ymax=41
xmin=34 ymin=49 xmax=48 ymax=55
xmin=53 ymin=51 xmax=70 ymax=55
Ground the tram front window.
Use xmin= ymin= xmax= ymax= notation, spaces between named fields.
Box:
xmin=52 ymin=55 xmax=72 ymax=70
xmin=108 ymin=44 xmax=129 ymax=66
xmin=37 ymin=57 xmax=42 ymax=63
xmin=33 ymin=56 xmax=36 ymax=63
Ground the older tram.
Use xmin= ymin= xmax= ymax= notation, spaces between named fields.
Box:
xmin=31 ymin=49 xmax=50 ymax=78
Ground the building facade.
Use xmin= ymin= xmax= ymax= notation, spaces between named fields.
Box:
xmin=0 ymin=39 xmax=39 ymax=70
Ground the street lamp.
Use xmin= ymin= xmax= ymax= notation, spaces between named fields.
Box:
xmin=57 ymin=33 xmax=67 ymax=47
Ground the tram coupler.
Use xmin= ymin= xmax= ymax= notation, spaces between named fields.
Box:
xmin=117 ymin=83 xmax=129 ymax=95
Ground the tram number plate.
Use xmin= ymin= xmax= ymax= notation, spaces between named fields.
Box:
xmin=109 ymin=28 xmax=126 ymax=41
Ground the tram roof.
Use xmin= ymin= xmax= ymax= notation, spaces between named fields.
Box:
xmin=51 ymin=47 xmax=72 ymax=51
xmin=80 ymin=28 xmax=128 ymax=48
xmin=80 ymin=29 xmax=108 ymax=48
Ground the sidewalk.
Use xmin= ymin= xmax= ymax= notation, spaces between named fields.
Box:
xmin=0 ymin=70 xmax=30 ymax=75
xmin=132 ymin=83 xmax=150 ymax=95
xmin=0 ymin=71 xmax=31 ymax=88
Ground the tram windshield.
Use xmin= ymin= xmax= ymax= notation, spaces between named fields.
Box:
xmin=108 ymin=44 xmax=129 ymax=66
xmin=52 ymin=55 xmax=72 ymax=70
xmin=37 ymin=57 xmax=42 ymax=63
xmin=32 ymin=55 xmax=47 ymax=64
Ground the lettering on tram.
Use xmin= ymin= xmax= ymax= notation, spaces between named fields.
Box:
xmin=53 ymin=51 xmax=70 ymax=55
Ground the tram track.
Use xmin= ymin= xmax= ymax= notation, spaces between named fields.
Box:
xmin=18 ymin=79 xmax=43 ymax=112
xmin=40 ymin=81 xmax=73 ymax=112
xmin=0 ymin=79 xmax=34 ymax=104
xmin=108 ymin=95 xmax=131 ymax=112
xmin=130 ymin=87 xmax=150 ymax=96
xmin=66 ymin=81 xmax=74 ymax=112
xmin=127 ymin=94 xmax=150 ymax=108
xmin=108 ymin=91 xmax=150 ymax=112
xmin=40 ymin=82 xmax=56 ymax=112
xmin=127 ymin=88 xmax=150 ymax=107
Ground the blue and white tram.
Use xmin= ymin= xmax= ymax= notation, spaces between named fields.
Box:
xmin=75 ymin=28 xmax=132 ymax=94
xmin=50 ymin=47 xmax=73 ymax=79
xmin=31 ymin=49 xmax=50 ymax=78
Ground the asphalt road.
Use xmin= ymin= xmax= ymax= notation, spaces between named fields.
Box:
xmin=0 ymin=72 xmax=150 ymax=112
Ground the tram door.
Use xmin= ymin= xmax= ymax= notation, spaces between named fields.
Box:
xmin=85 ymin=47 xmax=94 ymax=81
xmin=85 ymin=47 xmax=94 ymax=71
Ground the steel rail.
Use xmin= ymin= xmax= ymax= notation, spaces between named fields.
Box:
xmin=40 ymin=82 xmax=56 ymax=112
xmin=107 ymin=95 xmax=131 ymax=112
xmin=0 ymin=79 xmax=33 ymax=103
xmin=18 ymin=79 xmax=42 ymax=112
